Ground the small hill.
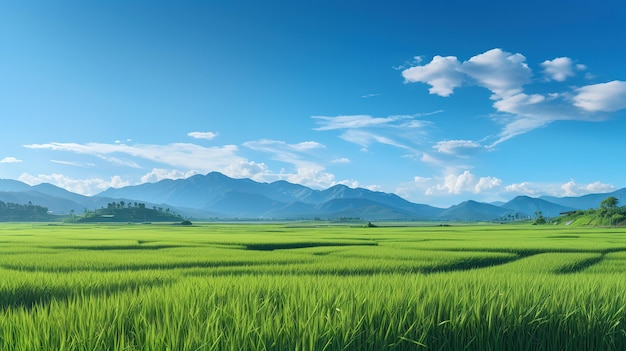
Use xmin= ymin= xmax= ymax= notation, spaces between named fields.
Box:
xmin=76 ymin=205 xmax=183 ymax=223
xmin=552 ymin=196 xmax=626 ymax=227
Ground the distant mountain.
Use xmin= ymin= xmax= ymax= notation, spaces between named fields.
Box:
xmin=97 ymin=172 xmax=444 ymax=220
xmin=540 ymin=188 xmax=626 ymax=210
xmin=0 ymin=173 xmax=624 ymax=222
xmin=438 ymin=200 xmax=512 ymax=221
xmin=0 ymin=179 xmax=31 ymax=192
xmin=501 ymin=196 xmax=576 ymax=218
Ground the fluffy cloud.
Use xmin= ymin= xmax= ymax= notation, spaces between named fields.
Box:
xmin=504 ymin=182 xmax=541 ymax=196
xmin=0 ymin=157 xmax=22 ymax=163
xmin=140 ymin=168 xmax=197 ymax=183
xmin=222 ymin=160 xmax=270 ymax=181
xmin=402 ymin=55 xmax=463 ymax=96
xmin=572 ymin=81 xmax=626 ymax=112
xmin=426 ymin=170 xmax=502 ymax=195
xmin=461 ymin=49 xmax=531 ymax=99
xmin=541 ymin=57 xmax=584 ymax=82
xmin=505 ymin=180 xmax=616 ymax=197
xmin=188 ymin=131 xmax=218 ymax=140
xmin=403 ymin=48 xmax=626 ymax=145
xmin=560 ymin=180 xmax=615 ymax=196
xmin=403 ymin=49 xmax=531 ymax=99
xmin=18 ymin=173 xmax=129 ymax=196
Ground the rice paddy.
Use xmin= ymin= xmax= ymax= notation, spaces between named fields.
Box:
xmin=1 ymin=222 xmax=626 ymax=350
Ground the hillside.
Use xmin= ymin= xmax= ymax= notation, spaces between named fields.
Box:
xmin=76 ymin=203 xmax=183 ymax=223
xmin=553 ymin=196 xmax=626 ymax=227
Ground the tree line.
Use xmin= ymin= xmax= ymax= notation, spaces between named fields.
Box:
xmin=0 ymin=201 xmax=51 ymax=221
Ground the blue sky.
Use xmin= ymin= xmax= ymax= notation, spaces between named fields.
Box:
xmin=1 ymin=0 xmax=625 ymax=207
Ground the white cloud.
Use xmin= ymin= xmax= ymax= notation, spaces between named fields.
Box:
xmin=402 ymin=49 xmax=626 ymax=145
xmin=427 ymin=170 xmax=502 ymax=195
xmin=243 ymin=139 xmax=326 ymax=171
xmin=312 ymin=114 xmax=417 ymax=131
xmin=541 ymin=57 xmax=583 ymax=82
xmin=505 ymin=182 xmax=541 ymax=196
xmin=0 ymin=157 xmax=22 ymax=163
xmin=188 ymin=131 xmax=218 ymax=140
xmin=278 ymin=168 xmax=337 ymax=189
xmin=403 ymin=49 xmax=531 ymax=99
xmin=23 ymin=142 xmax=244 ymax=171
xmin=572 ymin=80 xmax=626 ymax=112
xmin=340 ymin=130 xmax=412 ymax=150
xmin=331 ymin=157 xmax=350 ymax=164
xmin=18 ymin=173 xmax=129 ymax=196
xmin=222 ymin=161 xmax=270 ymax=182
xmin=433 ymin=140 xmax=483 ymax=156
xmin=474 ymin=176 xmax=503 ymax=193
xmin=402 ymin=55 xmax=463 ymax=96
xmin=461 ymin=48 xmax=531 ymax=99
xmin=51 ymin=160 xmax=95 ymax=167
xmin=505 ymin=180 xmax=616 ymax=197
xmin=140 ymin=168 xmax=197 ymax=183
xmin=560 ymin=179 xmax=615 ymax=197
xmin=361 ymin=93 xmax=380 ymax=98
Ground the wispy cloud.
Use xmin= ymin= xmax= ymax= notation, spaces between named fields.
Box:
xmin=340 ymin=130 xmax=413 ymax=151
xmin=433 ymin=140 xmax=483 ymax=156
xmin=402 ymin=48 xmax=626 ymax=145
xmin=360 ymin=93 xmax=380 ymax=98
xmin=331 ymin=157 xmax=350 ymax=164
xmin=51 ymin=160 xmax=96 ymax=167
xmin=23 ymin=142 xmax=243 ymax=171
xmin=312 ymin=112 xmax=438 ymax=155
xmin=243 ymin=139 xmax=325 ymax=169
xmin=188 ymin=131 xmax=218 ymax=140
xmin=0 ymin=157 xmax=22 ymax=163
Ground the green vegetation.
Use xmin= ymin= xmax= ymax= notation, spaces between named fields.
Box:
xmin=0 ymin=201 xmax=54 ymax=221
xmin=1 ymin=223 xmax=626 ymax=350
xmin=76 ymin=201 xmax=183 ymax=223
xmin=555 ymin=196 xmax=626 ymax=227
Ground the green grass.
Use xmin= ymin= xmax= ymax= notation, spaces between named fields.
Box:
xmin=1 ymin=222 xmax=626 ymax=350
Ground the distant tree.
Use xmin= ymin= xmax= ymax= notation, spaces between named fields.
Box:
xmin=601 ymin=196 xmax=619 ymax=210
xmin=611 ymin=213 xmax=625 ymax=226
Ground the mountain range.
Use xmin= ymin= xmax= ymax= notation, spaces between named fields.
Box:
xmin=1 ymin=172 xmax=624 ymax=221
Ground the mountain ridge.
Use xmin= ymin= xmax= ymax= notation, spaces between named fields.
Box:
xmin=0 ymin=174 xmax=623 ymax=221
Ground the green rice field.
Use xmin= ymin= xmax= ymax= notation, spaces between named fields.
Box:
xmin=1 ymin=222 xmax=626 ymax=350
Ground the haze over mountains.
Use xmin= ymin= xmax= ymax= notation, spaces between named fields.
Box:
xmin=1 ymin=172 xmax=624 ymax=221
